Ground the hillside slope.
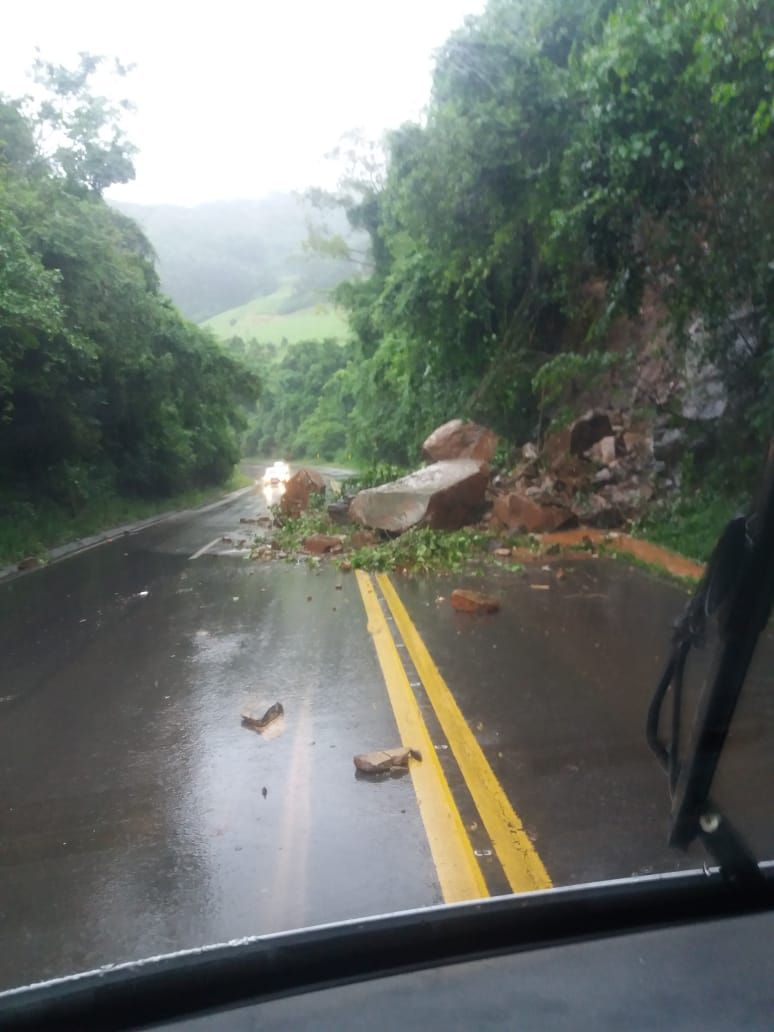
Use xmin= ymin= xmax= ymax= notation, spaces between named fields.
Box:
xmin=202 ymin=285 xmax=348 ymax=344
xmin=112 ymin=195 xmax=353 ymax=322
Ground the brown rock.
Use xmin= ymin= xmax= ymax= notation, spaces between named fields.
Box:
xmin=327 ymin=498 xmax=353 ymax=526
xmin=354 ymin=747 xmax=422 ymax=774
xmin=601 ymin=481 xmax=654 ymax=516
xmin=422 ymin=419 xmax=499 ymax=463
xmin=550 ymin=455 xmax=596 ymax=491
xmin=17 ymin=556 xmax=41 ymax=571
xmin=569 ymin=411 xmax=614 ymax=456
xmin=281 ymin=468 xmax=325 ymax=516
xmin=241 ymin=702 xmax=284 ymax=731
xmin=623 ymin=431 xmax=654 ymax=461
xmin=302 ymin=534 xmax=343 ymax=555
xmin=451 ymin=589 xmax=501 ymax=614
xmin=510 ymin=456 xmax=540 ymax=482
xmin=541 ymin=427 xmax=572 ymax=471
xmin=587 ymin=435 xmax=618 ymax=465
xmin=350 ymin=460 xmax=487 ymax=533
xmin=493 ymin=492 xmax=576 ymax=534
xmin=351 ymin=529 xmax=378 ymax=549
xmin=571 ymin=493 xmax=623 ymax=528
xmin=339 ymin=560 xmax=353 ymax=572
xmin=534 ymin=474 xmax=560 ymax=499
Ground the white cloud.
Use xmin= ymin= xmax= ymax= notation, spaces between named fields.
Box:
xmin=1 ymin=0 xmax=485 ymax=204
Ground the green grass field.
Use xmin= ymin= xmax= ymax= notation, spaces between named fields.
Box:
xmin=202 ymin=286 xmax=348 ymax=344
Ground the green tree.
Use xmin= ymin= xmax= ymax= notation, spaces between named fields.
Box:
xmin=0 ymin=56 xmax=259 ymax=520
xmin=29 ymin=52 xmax=136 ymax=193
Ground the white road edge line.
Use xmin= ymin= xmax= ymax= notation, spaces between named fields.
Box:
xmin=189 ymin=537 xmax=222 ymax=561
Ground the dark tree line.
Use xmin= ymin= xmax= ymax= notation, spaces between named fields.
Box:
xmin=0 ymin=56 xmax=259 ymax=514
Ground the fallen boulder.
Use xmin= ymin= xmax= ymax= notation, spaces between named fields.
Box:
xmin=350 ymin=460 xmax=487 ymax=532
xmin=450 ymin=589 xmax=500 ymax=614
xmin=281 ymin=468 xmax=325 ymax=517
xmin=422 ymin=419 xmax=498 ymax=464
xmin=493 ymin=492 xmax=576 ymax=533
xmin=302 ymin=534 xmax=343 ymax=555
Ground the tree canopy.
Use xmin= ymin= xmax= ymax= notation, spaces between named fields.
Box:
xmin=298 ymin=0 xmax=772 ymax=468
xmin=0 ymin=59 xmax=258 ymax=514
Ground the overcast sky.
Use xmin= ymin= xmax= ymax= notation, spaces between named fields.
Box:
xmin=1 ymin=0 xmax=486 ymax=206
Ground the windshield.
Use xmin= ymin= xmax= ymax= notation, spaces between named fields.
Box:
xmin=0 ymin=0 xmax=771 ymax=998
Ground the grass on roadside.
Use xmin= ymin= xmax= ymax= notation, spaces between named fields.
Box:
xmin=0 ymin=469 xmax=251 ymax=567
xmin=633 ymin=487 xmax=744 ymax=562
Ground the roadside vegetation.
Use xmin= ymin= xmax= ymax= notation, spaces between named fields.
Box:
xmin=247 ymin=0 xmax=770 ymax=561
xmin=0 ymin=57 xmax=259 ymax=564
xmin=263 ymin=502 xmax=495 ymax=575
xmin=346 ymin=528 xmax=492 ymax=574
xmin=3 ymin=0 xmax=770 ymax=568
xmin=0 ymin=471 xmax=250 ymax=567
xmin=632 ymin=475 xmax=749 ymax=562
xmin=235 ymin=337 xmax=354 ymax=460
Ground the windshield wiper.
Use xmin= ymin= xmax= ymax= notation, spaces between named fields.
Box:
xmin=647 ymin=441 xmax=774 ymax=889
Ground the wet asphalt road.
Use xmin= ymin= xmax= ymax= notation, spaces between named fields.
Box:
xmin=0 ymin=475 xmax=771 ymax=992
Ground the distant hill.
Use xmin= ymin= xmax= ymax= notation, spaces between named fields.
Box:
xmin=202 ymin=283 xmax=348 ymax=345
xmin=111 ymin=194 xmax=353 ymax=323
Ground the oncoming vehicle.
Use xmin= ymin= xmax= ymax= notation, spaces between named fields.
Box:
xmin=261 ymin=461 xmax=291 ymax=486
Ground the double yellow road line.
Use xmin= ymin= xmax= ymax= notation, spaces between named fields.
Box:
xmin=356 ymin=570 xmax=552 ymax=903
